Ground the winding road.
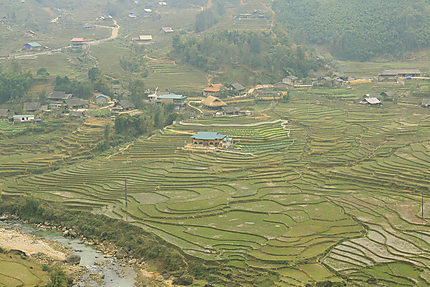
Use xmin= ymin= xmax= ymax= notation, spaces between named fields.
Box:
xmin=9 ymin=19 xmax=120 ymax=59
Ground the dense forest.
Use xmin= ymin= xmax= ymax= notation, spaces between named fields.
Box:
xmin=171 ymin=30 xmax=322 ymax=81
xmin=0 ymin=71 xmax=33 ymax=104
xmin=273 ymin=0 xmax=430 ymax=60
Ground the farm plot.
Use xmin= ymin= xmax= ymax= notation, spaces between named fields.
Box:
xmin=0 ymin=119 xmax=106 ymax=178
xmin=2 ymin=88 xmax=430 ymax=285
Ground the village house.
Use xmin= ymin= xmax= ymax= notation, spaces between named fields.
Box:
xmin=23 ymin=102 xmax=41 ymax=112
xmin=229 ymin=83 xmax=246 ymax=92
xmin=223 ymin=106 xmax=240 ymax=116
xmin=191 ymin=132 xmax=232 ymax=148
xmin=282 ymin=75 xmax=299 ymax=86
xmin=203 ymin=84 xmax=223 ymax=95
xmin=156 ymin=94 xmax=187 ymax=105
xmin=360 ymin=95 xmax=381 ymax=105
xmin=380 ymin=91 xmax=399 ymax=102
xmin=65 ymin=98 xmax=89 ymax=109
xmin=422 ymin=98 xmax=430 ymax=107
xmin=9 ymin=114 xmax=36 ymax=124
xmin=378 ymin=69 xmax=421 ymax=81
xmin=0 ymin=109 xmax=10 ymax=119
xmin=202 ymin=96 xmax=227 ymax=109
xmin=161 ymin=27 xmax=174 ymax=33
xmin=48 ymin=91 xmax=72 ymax=102
xmin=84 ymin=23 xmax=96 ymax=29
xmin=95 ymin=94 xmax=110 ymax=105
xmin=137 ymin=35 xmax=152 ymax=42
xmin=71 ymin=38 xmax=86 ymax=50
xmin=24 ymin=42 xmax=42 ymax=50
xmin=119 ymin=99 xmax=136 ymax=111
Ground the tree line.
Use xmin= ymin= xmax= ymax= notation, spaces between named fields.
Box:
xmin=273 ymin=0 xmax=430 ymax=61
xmin=171 ymin=29 xmax=323 ymax=81
xmin=0 ymin=70 xmax=33 ymax=104
xmin=114 ymin=103 xmax=178 ymax=138
xmin=54 ymin=68 xmax=112 ymax=99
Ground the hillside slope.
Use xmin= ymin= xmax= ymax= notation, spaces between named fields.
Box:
xmin=273 ymin=0 xmax=430 ymax=60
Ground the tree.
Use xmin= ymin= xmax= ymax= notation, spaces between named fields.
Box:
xmin=46 ymin=267 xmax=68 ymax=287
xmin=88 ymin=67 xmax=101 ymax=82
xmin=36 ymin=68 xmax=49 ymax=78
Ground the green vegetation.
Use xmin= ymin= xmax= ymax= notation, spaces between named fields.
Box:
xmin=171 ymin=30 xmax=323 ymax=83
xmin=114 ymin=104 xmax=178 ymax=137
xmin=0 ymin=250 xmax=50 ymax=287
xmin=0 ymin=197 xmax=190 ymax=275
xmin=273 ymin=0 xmax=430 ymax=60
xmin=0 ymin=69 xmax=33 ymax=104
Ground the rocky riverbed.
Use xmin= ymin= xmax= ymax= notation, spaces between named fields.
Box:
xmin=0 ymin=217 xmax=175 ymax=286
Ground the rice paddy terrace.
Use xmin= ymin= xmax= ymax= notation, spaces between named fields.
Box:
xmin=1 ymin=89 xmax=430 ymax=286
xmin=0 ymin=118 xmax=107 ymax=178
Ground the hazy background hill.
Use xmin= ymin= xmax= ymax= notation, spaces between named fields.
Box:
xmin=273 ymin=0 xmax=430 ymax=61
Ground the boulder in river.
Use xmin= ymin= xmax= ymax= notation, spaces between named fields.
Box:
xmin=65 ymin=253 xmax=81 ymax=265
xmin=116 ymin=248 xmax=128 ymax=259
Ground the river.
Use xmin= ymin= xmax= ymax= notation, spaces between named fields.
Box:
xmin=0 ymin=220 xmax=137 ymax=287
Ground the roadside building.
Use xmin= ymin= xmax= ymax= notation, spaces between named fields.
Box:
xmin=23 ymin=102 xmax=41 ymax=112
xmin=202 ymin=95 xmax=226 ymax=109
xmin=378 ymin=69 xmax=421 ymax=81
xmin=191 ymin=132 xmax=231 ymax=148
xmin=24 ymin=42 xmax=42 ymax=50
xmin=65 ymin=98 xmax=89 ymax=109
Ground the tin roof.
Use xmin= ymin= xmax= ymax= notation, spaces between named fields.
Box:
xmin=157 ymin=94 xmax=187 ymax=100
xmin=191 ymin=132 xmax=227 ymax=140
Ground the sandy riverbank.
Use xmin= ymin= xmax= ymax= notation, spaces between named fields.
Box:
xmin=0 ymin=226 xmax=67 ymax=260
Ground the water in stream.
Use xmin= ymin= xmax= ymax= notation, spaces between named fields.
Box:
xmin=0 ymin=221 xmax=136 ymax=287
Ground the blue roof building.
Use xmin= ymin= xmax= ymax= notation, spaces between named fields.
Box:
xmin=25 ymin=42 xmax=42 ymax=50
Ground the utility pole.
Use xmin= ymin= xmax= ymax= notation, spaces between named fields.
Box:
xmin=125 ymin=177 xmax=128 ymax=208
xmin=422 ymin=189 xmax=424 ymax=220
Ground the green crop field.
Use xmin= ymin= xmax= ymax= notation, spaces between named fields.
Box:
xmin=1 ymin=82 xmax=429 ymax=286
xmin=0 ymin=253 xmax=50 ymax=287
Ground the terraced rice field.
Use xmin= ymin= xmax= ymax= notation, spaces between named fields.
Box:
xmin=0 ymin=118 xmax=107 ymax=177
xmin=0 ymin=253 xmax=49 ymax=287
xmin=1 ymin=89 xmax=430 ymax=286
